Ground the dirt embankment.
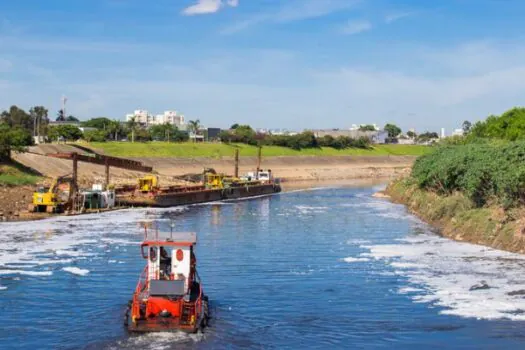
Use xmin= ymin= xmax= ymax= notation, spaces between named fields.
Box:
xmin=386 ymin=178 xmax=525 ymax=254
xmin=14 ymin=146 xmax=416 ymax=185
xmin=1 ymin=145 xmax=414 ymax=220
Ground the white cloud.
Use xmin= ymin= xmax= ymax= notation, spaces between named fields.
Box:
xmin=181 ymin=0 xmax=238 ymax=16
xmin=385 ymin=11 xmax=414 ymax=24
xmin=221 ymin=0 xmax=360 ymax=34
xmin=341 ymin=19 xmax=372 ymax=35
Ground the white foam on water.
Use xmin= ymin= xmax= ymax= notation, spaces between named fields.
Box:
xmin=390 ymin=262 xmax=426 ymax=269
xmin=346 ymin=239 xmax=371 ymax=245
xmin=99 ymin=238 xmax=140 ymax=245
xmin=0 ymin=269 xmax=52 ymax=276
xmin=342 ymin=257 xmax=370 ymax=263
xmin=398 ymin=287 xmax=425 ymax=294
xmin=108 ymin=260 xmax=117 ymax=263
xmin=365 ymin=233 xmax=525 ymax=320
xmin=0 ymin=208 xmax=152 ymax=282
xmin=295 ymin=205 xmax=328 ymax=215
xmin=114 ymin=331 xmax=204 ymax=350
xmin=0 ymin=285 xmax=6 ymax=290
xmin=62 ymin=267 xmax=90 ymax=276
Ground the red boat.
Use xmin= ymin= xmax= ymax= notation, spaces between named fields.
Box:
xmin=126 ymin=230 xmax=209 ymax=333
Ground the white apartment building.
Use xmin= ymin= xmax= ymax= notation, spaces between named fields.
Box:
xmin=125 ymin=109 xmax=185 ymax=127
xmin=155 ymin=111 xmax=185 ymax=127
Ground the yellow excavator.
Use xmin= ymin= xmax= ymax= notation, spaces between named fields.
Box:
xmin=138 ymin=175 xmax=159 ymax=192
xmin=29 ymin=175 xmax=76 ymax=213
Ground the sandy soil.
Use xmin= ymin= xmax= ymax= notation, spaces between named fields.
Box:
xmin=3 ymin=146 xmax=414 ymax=220
xmin=14 ymin=151 xmax=413 ymax=185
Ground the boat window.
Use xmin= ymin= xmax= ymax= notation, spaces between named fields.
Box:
xmin=149 ymin=247 xmax=157 ymax=262
xmin=160 ymin=247 xmax=172 ymax=280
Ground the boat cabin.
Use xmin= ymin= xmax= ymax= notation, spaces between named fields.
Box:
xmin=141 ymin=231 xmax=197 ymax=297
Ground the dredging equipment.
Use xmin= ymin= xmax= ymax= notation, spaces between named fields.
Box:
xmin=126 ymin=229 xmax=209 ymax=333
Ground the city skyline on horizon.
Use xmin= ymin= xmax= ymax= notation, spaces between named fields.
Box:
xmin=1 ymin=0 xmax=524 ymax=133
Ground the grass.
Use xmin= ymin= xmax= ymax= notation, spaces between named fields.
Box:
xmin=87 ymin=142 xmax=430 ymax=158
xmin=0 ymin=161 xmax=42 ymax=186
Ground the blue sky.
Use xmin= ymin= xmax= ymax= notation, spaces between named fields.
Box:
xmin=1 ymin=0 xmax=525 ymax=133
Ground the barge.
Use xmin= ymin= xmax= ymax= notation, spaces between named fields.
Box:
xmin=117 ymin=170 xmax=281 ymax=208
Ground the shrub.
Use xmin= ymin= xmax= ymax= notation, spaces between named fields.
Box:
xmin=412 ymin=142 xmax=525 ymax=208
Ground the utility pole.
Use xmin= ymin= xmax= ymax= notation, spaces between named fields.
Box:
xmin=234 ymin=148 xmax=239 ymax=178
xmin=61 ymin=95 xmax=67 ymax=120
xmin=256 ymin=146 xmax=262 ymax=179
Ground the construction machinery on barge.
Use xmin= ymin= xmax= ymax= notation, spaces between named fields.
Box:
xmin=116 ymin=168 xmax=280 ymax=208
xmin=26 ymin=147 xmax=281 ymax=216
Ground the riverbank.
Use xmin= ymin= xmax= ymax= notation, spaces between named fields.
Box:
xmin=386 ymin=178 xmax=525 ymax=254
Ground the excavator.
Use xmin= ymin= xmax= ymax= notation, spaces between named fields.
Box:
xmin=28 ymin=174 xmax=76 ymax=213
xmin=138 ymin=175 xmax=159 ymax=192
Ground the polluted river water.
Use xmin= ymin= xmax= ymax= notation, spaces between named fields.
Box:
xmin=1 ymin=183 xmax=525 ymax=349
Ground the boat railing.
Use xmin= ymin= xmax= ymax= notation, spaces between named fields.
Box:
xmin=131 ymin=266 xmax=148 ymax=321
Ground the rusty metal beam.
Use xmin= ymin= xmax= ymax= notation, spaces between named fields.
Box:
xmin=45 ymin=152 xmax=153 ymax=172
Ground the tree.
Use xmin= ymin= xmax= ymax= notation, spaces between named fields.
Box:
xmin=127 ymin=116 xmax=138 ymax=143
xmin=232 ymin=125 xmax=257 ymax=145
xmin=230 ymin=123 xmax=239 ymax=130
xmin=29 ymin=106 xmax=49 ymax=138
xmin=82 ymin=117 xmax=112 ymax=130
xmin=187 ymin=119 xmax=201 ymax=142
xmin=66 ymin=115 xmax=79 ymax=122
xmin=406 ymin=130 xmax=416 ymax=139
xmin=106 ymin=120 xmax=124 ymax=141
xmin=0 ymin=123 xmax=33 ymax=160
xmin=462 ymin=120 xmax=472 ymax=134
xmin=384 ymin=123 xmax=402 ymax=138
xmin=48 ymin=125 xmax=82 ymax=141
xmin=417 ymin=131 xmax=439 ymax=143
xmin=127 ymin=128 xmax=151 ymax=142
xmin=1 ymin=105 xmax=32 ymax=131
xmin=83 ymin=129 xmax=109 ymax=142
xmin=149 ymin=123 xmax=185 ymax=142
xmin=359 ymin=124 xmax=377 ymax=132
xmin=56 ymin=109 xmax=66 ymax=122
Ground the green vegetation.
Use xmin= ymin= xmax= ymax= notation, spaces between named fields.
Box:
xmin=386 ymin=178 xmax=523 ymax=253
xmin=412 ymin=142 xmax=525 ymax=208
xmin=88 ymin=141 xmax=429 ymax=158
xmin=469 ymin=107 xmax=525 ymax=141
xmin=0 ymin=123 xmax=33 ymax=161
xmin=358 ymin=124 xmax=377 ymax=132
xmin=48 ymin=124 xmax=83 ymax=141
xmin=219 ymin=126 xmax=374 ymax=150
xmin=149 ymin=124 xmax=188 ymax=142
xmin=0 ymin=162 xmax=42 ymax=186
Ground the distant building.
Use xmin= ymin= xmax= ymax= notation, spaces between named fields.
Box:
xmin=268 ymin=129 xmax=298 ymax=136
xmin=452 ymin=128 xmax=464 ymax=136
xmin=155 ymin=111 xmax=185 ymax=127
xmin=49 ymin=121 xmax=81 ymax=127
xmin=125 ymin=109 xmax=152 ymax=125
xmin=125 ymin=109 xmax=185 ymax=127
xmin=206 ymin=128 xmax=221 ymax=141
xmin=440 ymin=128 xmax=446 ymax=138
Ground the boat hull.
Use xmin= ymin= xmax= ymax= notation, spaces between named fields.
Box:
xmin=125 ymin=299 xmax=209 ymax=334
xmin=118 ymin=183 xmax=281 ymax=208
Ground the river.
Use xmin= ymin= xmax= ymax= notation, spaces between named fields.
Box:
xmin=1 ymin=184 xmax=525 ymax=349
